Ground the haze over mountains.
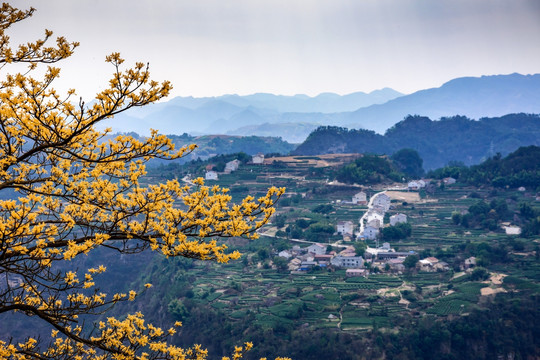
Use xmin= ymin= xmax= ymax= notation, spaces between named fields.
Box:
xmin=102 ymin=73 xmax=540 ymax=143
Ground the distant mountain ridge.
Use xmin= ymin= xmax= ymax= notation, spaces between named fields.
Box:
xmin=98 ymin=73 xmax=540 ymax=142
xmin=98 ymin=89 xmax=403 ymax=140
xmin=345 ymin=73 xmax=540 ymax=133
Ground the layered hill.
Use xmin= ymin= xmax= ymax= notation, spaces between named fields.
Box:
xmin=292 ymin=113 xmax=540 ymax=170
xmin=99 ymin=73 xmax=540 ymax=142
xmin=98 ymin=89 xmax=402 ymax=141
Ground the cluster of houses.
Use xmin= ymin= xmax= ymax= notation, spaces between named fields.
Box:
xmin=277 ymin=242 xmax=424 ymax=277
xmin=332 ymin=190 xmax=412 ymax=251
xmin=408 ymin=177 xmax=456 ymax=191
xmin=278 ymin=243 xmax=366 ymax=276
xmin=205 ymin=153 xmax=265 ymax=181
xmin=337 ymin=191 xmax=408 ymax=242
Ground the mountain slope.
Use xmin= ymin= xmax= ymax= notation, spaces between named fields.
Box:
xmin=293 ymin=113 xmax=540 ymax=170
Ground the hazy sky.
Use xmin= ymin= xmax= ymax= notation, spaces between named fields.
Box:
xmin=12 ymin=0 xmax=540 ymax=99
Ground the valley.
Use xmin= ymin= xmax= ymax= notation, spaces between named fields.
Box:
xmin=122 ymin=150 xmax=540 ymax=359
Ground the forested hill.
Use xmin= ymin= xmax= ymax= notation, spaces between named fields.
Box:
xmin=428 ymin=145 xmax=540 ymax=189
xmin=110 ymin=132 xmax=295 ymax=166
xmin=292 ymin=113 xmax=540 ymax=170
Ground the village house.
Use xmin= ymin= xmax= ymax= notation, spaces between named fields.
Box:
xmin=504 ymin=225 xmax=522 ymax=235
xmin=367 ymin=218 xmax=382 ymax=229
xmin=291 ymin=245 xmax=304 ymax=255
xmin=337 ymin=221 xmax=354 ymax=236
xmin=352 ymin=191 xmax=368 ymax=205
xmin=463 ymin=256 xmax=476 ymax=270
xmin=299 ymin=261 xmax=318 ymax=271
xmin=408 ymin=180 xmax=426 ymax=190
xmin=205 ymin=171 xmax=218 ymax=181
xmin=376 ymin=251 xmax=413 ymax=261
xmin=346 ymin=269 xmax=367 ymax=277
xmin=224 ymin=159 xmax=240 ymax=173
xmin=252 ymin=153 xmax=265 ymax=164
xmin=288 ymin=258 xmax=302 ymax=271
xmin=362 ymin=225 xmax=379 ymax=240
xmin=307 ymin=243 xmax=326 ymax=256
xmin=418 ymin=257 xmax=445 ymax=271
xmin=387 ymin=258 xmax=406 ymax=272
xmin=331 ymin=255 xmax=364 ymax=268
xmin=372 ymin=193 xmax=391 ymax=212
xmin=314 ymin=254 xmax=333 ymax=263
xmin=390 ymin=213 xmax=407 ymax=226
xmin=366 ymin=210 xmax=384 ymax=226
xmin=408 ymin=181 xmax=420 ymax=190
xmin=278 ymin=250 xmax=292 ymax=259
xmin=443 ymin=177 xmax=456 ymax=185
xmin=338 ymin=246 xmax=357 ymax=256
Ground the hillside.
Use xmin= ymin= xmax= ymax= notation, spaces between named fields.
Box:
xmin=103 ymin=153 xmax=540 ymax=360
xmin=429 ymin=145 xmax=540 ymax=191
xmin=293 ymin=113 xmax=540 ymax=170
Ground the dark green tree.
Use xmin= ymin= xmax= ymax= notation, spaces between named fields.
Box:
xmin=391 ymin=148 xmax=424 ymax=178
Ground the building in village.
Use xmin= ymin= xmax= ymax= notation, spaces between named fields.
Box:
xmin=376 ymin=251 xmax=414 ymax=261
xmin=307 ymin=243 xmax=326 ymax=255
xmin=418 ymin=257 xmax=449 ymax=271
xmin=372 ymin=193 xmax=391 ymax=212
xmin=408 ymin=180 xmax=426 ymax=190
xmin=337 ymin=221 xmax=354 ymax=236
xmin=352 ymin=191 xmax=368 ymax=205
xmin=252 ymin=153 xmax=265 ymax=164
xmin=390 ymin=213 xmax=407 ymax=226
xmin=346 ymin=269 xmax=367 ymax=277
xmin=443 ymin=177 xmax=456 ymax=185
xmin=288 ymin=258 xmax=302 ymax=271
xmin=366 ymin=218 xmax=382 ymax=229
xmin=331 ymin=255 xmax=364 ymax=268
xmin=278 ymin=250 xmax=292 ymax=259
xmin=299 ymin=261 xmax=318 ymax=271
xmin=387 ymin=259 xmax=406 ymax=272
xmin=205 ymin=171 xmax=218 ymax=180
xmin=314 ymin=254 xmax=333 ymax=263
xmin=224 ymin=159 xmax=240 ymax=173
xmin=362 ymin=226 xmax=379 ymax=240
xmin=366 ymin=210 xmax=384 ymax=227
